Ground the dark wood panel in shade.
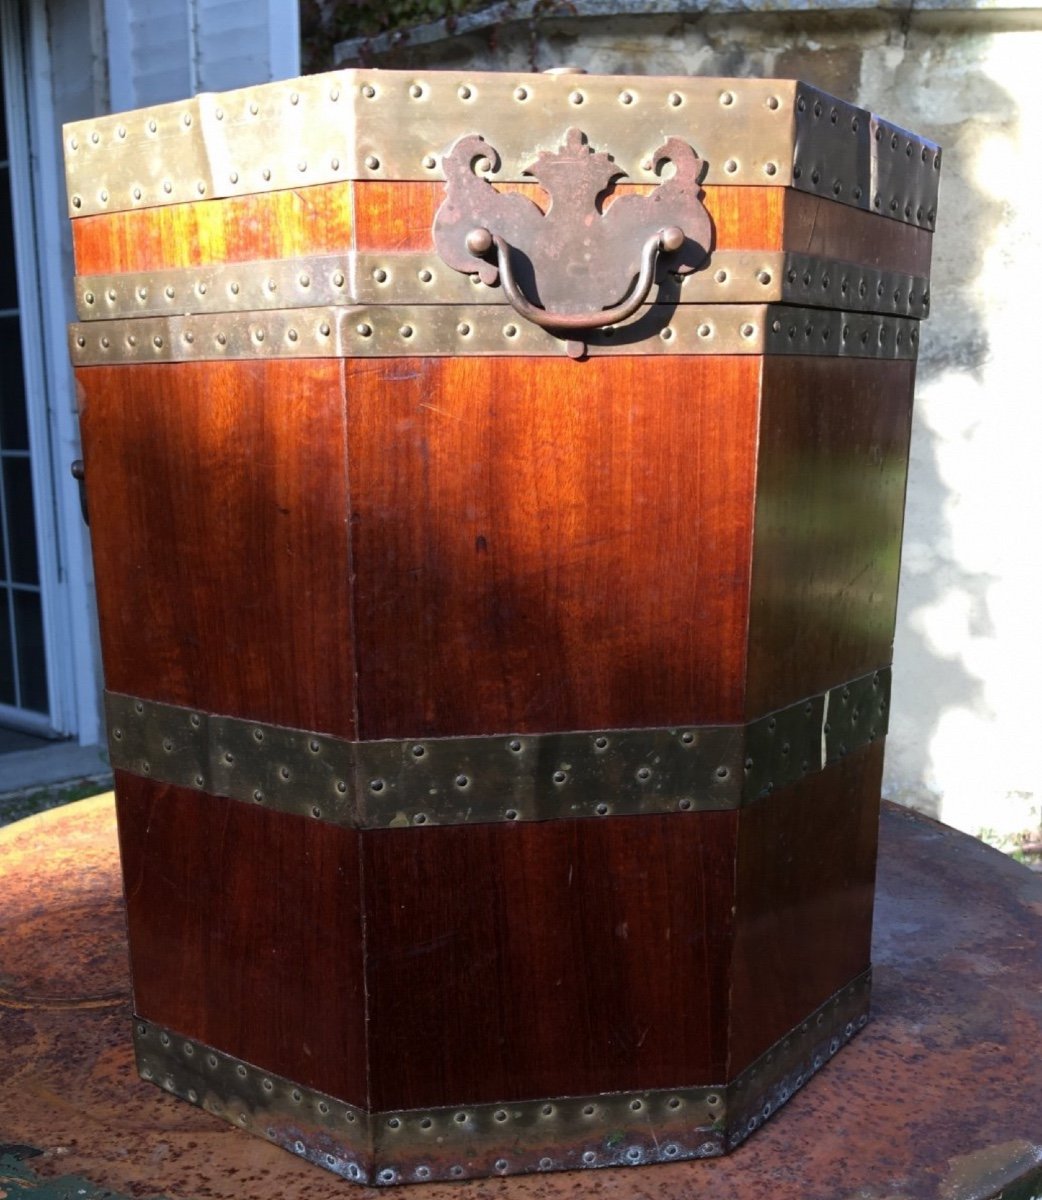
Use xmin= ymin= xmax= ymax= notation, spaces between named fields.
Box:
xmin=783 ymin=190 xmax=934 ymax=276
xmin=727 ymin=741 xmax=883 ymax=1074
xmin=76 ymin=360 xmax=356 ymax=735
xmin=361 ymin=810 xmax=738 ymax=1110
xmin=745 ymin=355 xmax=915 ymax=718
xmin=346 ymin=355 xmax=760 ymax=739
xmin=114 ymin=771 xmax=369 ymax=1106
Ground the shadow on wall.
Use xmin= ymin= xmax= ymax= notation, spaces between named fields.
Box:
xmin=334 ymin=8 xmax=1019 ymax=831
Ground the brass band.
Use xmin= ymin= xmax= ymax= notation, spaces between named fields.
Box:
xmin=73 ymin=251 xmax=930 ymax=322
xmin=70 ymin=304 xmax=920 ymax=364
xmin=132 ymin=969 xmax=871 ymax=1185
xmin=106 ymin=668 xmax=890 ymax=829
xmin=63 ymin=70 xmax=939 ymax=227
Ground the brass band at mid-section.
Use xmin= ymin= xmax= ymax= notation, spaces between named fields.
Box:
xmin=106 ymin=668 xmax=890 ymax=829
xmin=73 ymin=251 xmax=930 ymax=322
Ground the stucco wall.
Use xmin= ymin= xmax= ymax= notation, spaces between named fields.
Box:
xmin=336 ymin=3 xmax=1042 ymax=845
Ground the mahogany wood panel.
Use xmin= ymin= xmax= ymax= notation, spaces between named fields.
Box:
xmin=114 ymin=771 xmax=369 ymax=1106
xmin=72 ymin=185 xmax=356 ymax=275
xmin=77 ymin=360 xmax=357 ymax=735
xmin=361 ymin=810 xmax=738 ymax=1110
xmin=727 ymin=741 xmax=883 ymax=1075
xmin=745 ymin=356 xmax=915 ymax=717
xmin=346 ymin=355 xmax=760 ymax=738
xmin=71 ymin=182 xmax=930 ymax=276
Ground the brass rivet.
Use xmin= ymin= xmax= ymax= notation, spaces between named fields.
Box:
xmin=741 ymin=323 xmax=756 ymax=338
xmin=183 ymin=112 xmax=192 ymax=126
xmin=757 ymin=270 xmax=772 ymax=285
xmin=515 ymin=86 xmax=529 ymax=101
xmin=409 ymin=83 xmax=423 ymax=98
xmin=767 ymin=95 xmax=780 ymax=110
xmin=230 ymin=282 xmax=240 ymax=295
xmin=720 ymin=91 xmax=735 ymax=106
xmin=668 ymin=91 xmax=683 ymax=106
xmin=298 ymin=273 xmax=310 ymax=288
xmin=361 ymin=84 xmax=376 ymax=98
xmin=288 ymin=329 xmax=299 ymax=342
xmin=196 ymin=181 xmax=206 ymax=194
xmin=714 ymin=269 xmax=728 ymax=284
xmin=183 ymin=332 xmax=194 ymax=344
xmin=137 ymin=286 xmax=147 ymax=300
xmin=69 ymin=136 xmax=78 ymax=150
xmin=148 ymin=119 xmax=157 ymax=132
xmin=297 ymin=160 xmax=307 ymax=173
xmin=229 ymin=170 xmax=239 ymax=184
xmin=660 ymin=326 xmax=674 ymax=341
xmin=569 ymin=90 xmax=584 ymax=105
xmin=101 ymin=336 xmax=110 ymax=348
xmin=764 ymin=162 xmax=778 ymax=176
xmin=262 ymin=168 xmax=271 ymax=181
xmin=419 ymin=268 xmax=433 ymax=283
xmin=165 ymin=286 xmax=175 ymax=299
xmin=99 ymin=189 xmax=108 ymax=202
xmin=76 ymin=335 xmax=86 ymax=347
xmin=319 ymin=322 xmax=331 ymax=336
xmin=457 ymin=322 xmax=471 ymax=336
xmin=422 ymin=155 xmax=437 ymax=170
xmin=399 ymin=324 xmax=414 ymax=338
xmin=215 ymin=107 xmax=223 ymax=120
xmin=373 ymin=268 xmax=388 ymax=283
xmin=697 ymin=323 xmax=712 ymax=337
xmin=364 ymin=155 xmax=379 ymax=170
xmin=619 ymin=91 xmax=634 ymax=105
xmin=72 ymin=195 xmax=82 ymax=208
xmin=331 ymin=157 xmax=340 ymax=171
xmin=290 ymin=91 xmax=299 ymax=105
xmin=254 ymin=328 xmax=265 ymax=342
xmin=216 ymin=333 xmax=227 ymax=346
xmin=458 ymin=85 xmax=472 ymax=100
xmin=84 ymin=291 xmax=95 ymax=305
xmin=90 ymin=130 xmax=100 ymax=143
xmin=725 ymin=159 xmax=738 ymax=173
xmin=330 ymin=87 xmax=340 ymax=101
xmin=356 ymin=323 xmax=373 ymax=337
xmin=198 ymin=282 xmax=208 ymax=295
xmin=332 ymin=272 xmax=345 ymax=287
xmin=163 ymin=180 xmax=172 ymax=193
xmin=503 ymin=324 xmax=518 ymax=338
xmin=249 ymin=101 xmax=259 ymax=115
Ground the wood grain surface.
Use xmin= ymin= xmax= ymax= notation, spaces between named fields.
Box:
xmin=744 ymin=356 xmax=915 ymax=717
xmin=114 ymin=771 xmax=369 ymax=1106
xmin=346 ymin=354 xmax=759 ymax=738
xmin=71 ymin=182 xmax=931 ymax=277
xmin=76 ymin=360 xmax=357 ymax=735
xmin=728 ymin=742 xmax=883 ymax=1074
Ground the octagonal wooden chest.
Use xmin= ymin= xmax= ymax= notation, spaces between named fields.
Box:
xmin=63 ymin=67 xmax=939 ymax=1185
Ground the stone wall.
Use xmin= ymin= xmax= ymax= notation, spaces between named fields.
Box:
xmin=334 ymin=2 xmax=1042 ymax=845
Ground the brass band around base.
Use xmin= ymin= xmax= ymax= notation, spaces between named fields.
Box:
xmin=106 ymin=668 xmax=890 ymax=829
xmin=73 ymin=251 xmax=930 ymax=322
xmin=131 ymin=969 xmax=871 ymax=1186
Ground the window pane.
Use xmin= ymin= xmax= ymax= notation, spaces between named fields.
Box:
xmin=0 ymin=316 xmax=27 ymax=450
xmin=13 ymin=588 xmax=46 ymax=713
xmin=0 ymin=169 xmax=16 ymax=311
xmin=0 ymin=590 xmax=13 ymax=706
xmin=2 ymin=455 xmax=38 ymax=585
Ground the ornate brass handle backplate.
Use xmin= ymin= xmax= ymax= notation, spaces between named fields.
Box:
xmin=433 ymin=128 xmax=712 ymax=357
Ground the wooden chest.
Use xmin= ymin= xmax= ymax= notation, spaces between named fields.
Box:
xmin=63 ymin=68 xmax=938 ymax=1185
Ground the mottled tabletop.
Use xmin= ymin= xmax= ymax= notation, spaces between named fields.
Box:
xmin=2 ymin=796 xmax=1041 ymax=1200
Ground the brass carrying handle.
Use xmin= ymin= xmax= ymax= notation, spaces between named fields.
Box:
xmin=465 ymin=225 xmax=685 ymax=332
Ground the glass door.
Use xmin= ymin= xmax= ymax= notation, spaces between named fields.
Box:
xmin=0 ymin=15 xmax=53 ymax=734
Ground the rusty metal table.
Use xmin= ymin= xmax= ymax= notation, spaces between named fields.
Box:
xmin=2 ymin=795 xmax=1041 ymax=1200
